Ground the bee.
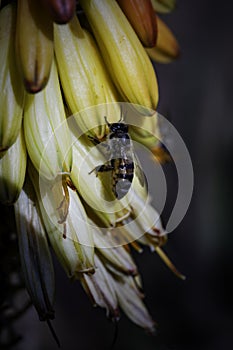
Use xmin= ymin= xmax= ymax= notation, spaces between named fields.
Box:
xmin=89 ymin=114 xmax=146 ymax=200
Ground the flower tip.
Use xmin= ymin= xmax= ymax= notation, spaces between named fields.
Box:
xmin=145 ymin=324 xmax=157 ymax=336
xmin=130 ymin=267 xmax=139 ymax=276
xmin=46 ymin=319 xmax=61 ymax=348
xmin=179 ymin=273 xmax=186 ymax=281
xmin=112 ymin=308 xmax=121 ymax=322
xmin=155 ymin=247 xmax=185 ymax=280
xmin=151 ymin=145 xmax=171 ymax=164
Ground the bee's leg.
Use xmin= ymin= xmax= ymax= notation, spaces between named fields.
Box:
xmin=88 ymin=135 xmax=110 ymax=152
xmin=88 ymin=135 xmax=101 ymax=145
xmin=88 ymin=135 xmax=110 ymax=154
xmin=89 ymin=162 xmax=114 ymax=176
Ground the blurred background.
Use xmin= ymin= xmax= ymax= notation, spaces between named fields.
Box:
xmin=1 ymin=0 xmax=233 ymax=349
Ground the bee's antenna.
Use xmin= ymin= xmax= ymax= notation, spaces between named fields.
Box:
xmin=104 ymin=116 xmax=111 ymax=127
xmin=118 ymin=105 xmax=124 ymax=122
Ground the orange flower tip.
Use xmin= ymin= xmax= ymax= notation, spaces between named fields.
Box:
xmin=117 ymin=0 xmax=157 ymax=48
xmin=24 ymin=78 xmax=48 ymax=94
xmin=152 ymin=227 xmax=161 ymax=234
xmin=151 ymin=146 xmax=172 ymax=164
xmin=143 ymin=11 xmax=158 ymax=48
xmin=167 ymin=45 xmax=181 ymax=60
xmin=130 ymin=268 xmax=138 ymax=276
xmin=41 ymin=0 xmax=76 ymax=24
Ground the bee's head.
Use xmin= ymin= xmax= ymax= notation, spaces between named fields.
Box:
xmin=109 ymin=122 xmax=128 ymax=134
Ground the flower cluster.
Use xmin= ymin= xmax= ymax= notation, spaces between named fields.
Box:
xmin=0 ymin=0 xmax=181 ymax=345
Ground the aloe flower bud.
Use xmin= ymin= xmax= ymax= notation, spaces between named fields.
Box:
xmin=24 ymin=59 xmax=72 ymax=181
xmin=14 ymin=177 xmax=55 ymax=321
xmin=113 ymin=273 xmax=156 ymax=333
xmin=28 ymin=163 xmax=95 ymax=278
xmin=0 ymin=4 xmax=24 ymax=156
xmin=54 ymin=14 xmax=120 ymax=140
xmin=0 ymin=129 xmax=26 ymax=205
xmin=79 ymin=0 xmax=159 ymax=109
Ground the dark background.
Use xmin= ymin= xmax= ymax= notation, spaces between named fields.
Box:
xmin=3 ymin=0 xmax=233 ymax=349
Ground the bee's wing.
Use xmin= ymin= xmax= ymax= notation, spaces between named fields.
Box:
xmin=133 ymin=153 xmax=148 ymax=191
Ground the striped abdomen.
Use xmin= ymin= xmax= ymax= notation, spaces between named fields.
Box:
xmin=111 ymin=158 xmax=134 ymax=199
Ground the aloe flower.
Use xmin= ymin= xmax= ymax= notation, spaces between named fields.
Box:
xmin=0 ymin=0 xmax=183 ymax=347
